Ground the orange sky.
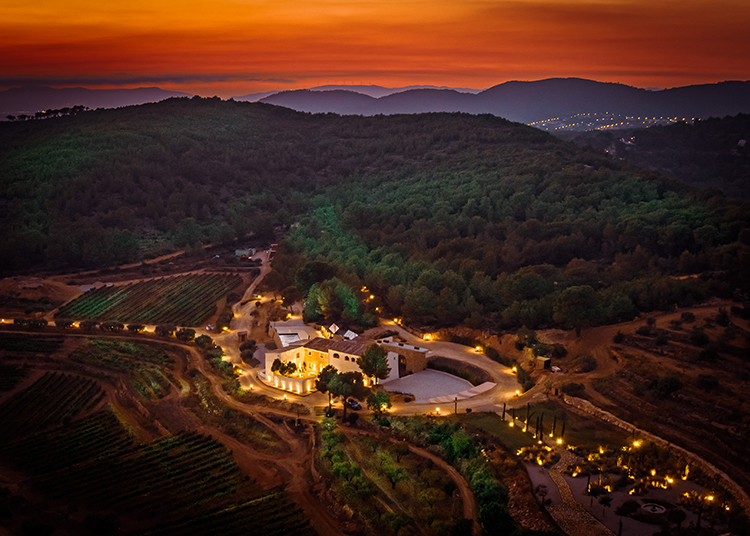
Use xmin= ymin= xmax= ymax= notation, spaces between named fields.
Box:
xmin=1 ymin=0 xmax=749 ymax=96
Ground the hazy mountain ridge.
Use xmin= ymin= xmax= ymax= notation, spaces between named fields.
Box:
xmin=0 ymin=86 xmax=191 ymax=117
xmin=233 ymin=84 xmax=483 ymax=102
xmin=260 ymin=78 xmax=750 ymax=124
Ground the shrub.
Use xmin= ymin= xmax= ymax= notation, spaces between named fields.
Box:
xmin=716 ymin=308 xmax=730 ymax=327
xmin=79 ymin=320 xmax=98 ymax=330
xmin=699 ymin=344 xmax=719 ymax=361
xmin=55 ymin=319 xmax=74 ymax=329
xmin=578 ymin=355 xmax=597 ymax=373
xmin=127 ymin=323 xmax=145 ymax=332
xmin=636 ymin=326 xmax=652 ymax=337
xmin=613 ymin=331 xmax=624 ymax=343
xmin=681 ymin=312 xmax=696 ymax=323
xmin=690 ymin=327 xmax=710 ymax=347
xmin=697 ymin=374 xmax=719 ymax=391
xmin=655 ymin=332 xmax=669 ymax=346
xmin=656 ymin=376 xmax=682 ymax=398
xmin=155 ymin=324 xmax=176 ymax=337
xmin=239 ymin=339 xmax=257 ymax=351
xmin=195 ymin=335 xmax=214 ymax=348
xmin=175 ymin=328 xmax=196 ymax=341
xmin=100 ymin=321 xmax=124 ymax=332
xmin=562 ymin=382 xmax=585 ymax=395
xmin=551 ymin=343 xmax=568 ymax=358
xmin=616 ymin=500 xmax=640 ymax=516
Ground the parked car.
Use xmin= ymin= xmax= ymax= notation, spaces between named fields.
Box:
xmin=346 ymin=398 xmax=362 ymax=410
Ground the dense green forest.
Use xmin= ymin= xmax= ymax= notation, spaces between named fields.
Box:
xmin=566 ymin=114 xmax=750 ymax=199
xmin=2 ymin=97 xmax=749 ymax=329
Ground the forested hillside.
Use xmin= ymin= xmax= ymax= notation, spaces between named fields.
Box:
xmin=566 ymin=114 xmax=750 ymax=199
xmin=1 ymin=97 xmax=749 ymax=329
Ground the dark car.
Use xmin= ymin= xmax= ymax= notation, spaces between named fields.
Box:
xmin=346 ymin=398 xmax=362 ymax=410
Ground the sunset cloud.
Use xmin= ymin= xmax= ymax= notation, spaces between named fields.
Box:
xmin=2 ymin=0 xmax=748 ymax=95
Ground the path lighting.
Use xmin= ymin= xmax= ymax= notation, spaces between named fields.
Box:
xmin=515 ymin=390 xmax=520 ymax=396
xmin=435 ymin=407 xmax=440 ymax=414
xmin=557 ymin=438 xmax=563 ymax=445
xmin=512 ymin=366 xmax=517 ymax=373
xmin=633 ymin=440 xmax=641 ymax=448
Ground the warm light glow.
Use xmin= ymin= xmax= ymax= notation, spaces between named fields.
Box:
xmin=557 ymin=438 xmax=563 ymax=444
xmin=1 ymin=0 xmax=746 ymax=95
xmin=707 ymin=495 xmax=714 ymax=501
xmin=633 ymin=441 xmax=641 ymax=448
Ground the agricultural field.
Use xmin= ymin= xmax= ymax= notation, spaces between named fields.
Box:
xmin=0 ymin=363 xmax=27 ymax=391
xmin=139 ymin=491 xmax=317 ymax=536
xmin=0 ymin=410 xmax=133 ymax=474
xmin=0 ymin=372 xmax=105 ymax=441
xmin=34 ymin=431 xmax=246 ymax=515
xmin=56 ymin=273 xmax=242 ymax=326
xmin=0 ymin=333 xmax=64 ymax=353
xmin=69 ymin=338 xmax=176 ymax=399
xmin=0 ymin=352 xmax=319 ymax=536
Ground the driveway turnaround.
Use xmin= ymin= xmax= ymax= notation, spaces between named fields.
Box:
xmin=382 ymin=370 xmax=473 ymax=402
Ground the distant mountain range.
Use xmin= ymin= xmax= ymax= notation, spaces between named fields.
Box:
xmin=0 ymin=86 xmax=191 ymax=118
xmin=234 ymin=84 xmax=482 ymax=101
xmin=4 ymin=79 xmax=749 ymax=127
xmin=256 ymin=78 xmax=750 ymax=124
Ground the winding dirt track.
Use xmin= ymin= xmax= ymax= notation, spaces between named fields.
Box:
xmin=338 ymin=425 xmax=481 ymax=536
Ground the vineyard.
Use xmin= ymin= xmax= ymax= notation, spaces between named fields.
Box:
xmin=69 ymin=338 xmax=176 ymax=399
xmin=34 ymin=431 xmax=246 ymax=514
xmin=0 ymin=364 xmax=26 ymax=391
xmin=140 ymin=490 xmax=317 ymax=536
xmin=0 ymin=333 xmax=64 ymax=353
xmin=0 ymin=372 xmax=105 ymax=441
xmin=0 ymin=410 xmax=132 ymax=474
xmin=56 ymin=273 xmax=243 ymax=326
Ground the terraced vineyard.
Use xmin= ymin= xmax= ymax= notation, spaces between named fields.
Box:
xmin=0 ymin=410 xmax=133 ymax=474
xmin=0 ymin=333 xmax=64 ymax=353
xmin=0 ymin=372 xmax=105 ymax=440
xmin=56 ymin=273 xmax=242 ymax=326
xmin=140 ymin=491 xmax=317 ymax=536
xmin=34 ymin=431 xmax=247 ymax=515
xmin=69 ymin=338 xmax=175 ymax=398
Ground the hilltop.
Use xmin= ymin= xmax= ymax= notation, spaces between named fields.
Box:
xmin=1 ymin=96 xmax=748 ymax=331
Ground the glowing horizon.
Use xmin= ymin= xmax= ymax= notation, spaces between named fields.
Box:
xmin=2 ymin=0 xmax=748 ymax=97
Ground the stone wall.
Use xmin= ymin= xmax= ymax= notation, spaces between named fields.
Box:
xmin=561 ymin=394 xmax=750 ymax=517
